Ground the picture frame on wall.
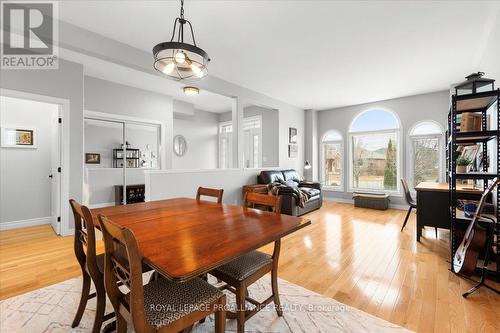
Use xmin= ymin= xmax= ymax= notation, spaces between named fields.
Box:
xmin=289 ymin=127 xmax=297 ymax=143
xmin=0 ymin=126 xmax=37 ymax=148
xmin=288 ymin=144 xmax=298 ymax=158
xmin=85 ymin=153 xmax=101 ymax=164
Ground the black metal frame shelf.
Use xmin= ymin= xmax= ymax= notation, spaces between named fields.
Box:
xmin=447 ymin=88 xmax=499 ymax=286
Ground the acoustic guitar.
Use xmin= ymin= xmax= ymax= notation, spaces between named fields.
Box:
xmin=453 ymin=177 xmax=498 ymax=276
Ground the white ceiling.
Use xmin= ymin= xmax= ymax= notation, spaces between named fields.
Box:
xmin=60 ymin=48 xmax=233 ymax=113
xmin=59 ymin=1 xmax=500 ymax=110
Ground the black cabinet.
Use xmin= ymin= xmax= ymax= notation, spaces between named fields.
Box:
xmin=114 ymin=184 xmax=145 ymax=205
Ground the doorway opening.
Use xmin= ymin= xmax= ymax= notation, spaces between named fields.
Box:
xmin=0 ymin=95 xmax=63 ymax=235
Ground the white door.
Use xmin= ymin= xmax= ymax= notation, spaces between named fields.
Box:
xmin=50 ymin=111 xmax=61 ymax=234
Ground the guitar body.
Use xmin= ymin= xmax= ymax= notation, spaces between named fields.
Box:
xmin=453 ymin=224 xmax=487 ymax=276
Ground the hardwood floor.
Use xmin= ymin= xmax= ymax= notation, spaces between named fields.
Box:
xmin=0 ymin=201 xmax=498 ymax=332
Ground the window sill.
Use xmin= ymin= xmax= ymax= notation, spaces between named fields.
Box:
xmin=322 ymin=186 xmax=344 ymax=192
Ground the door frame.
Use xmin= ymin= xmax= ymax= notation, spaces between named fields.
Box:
xmin=0 ymin=88 xmax=71 ymax=236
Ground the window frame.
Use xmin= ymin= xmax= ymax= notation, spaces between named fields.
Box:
xmin=347 ymin=109 xmax=402 ymax=195
xmin=407 ymin=121 xmax=444 ymax=190
xmin=320 ymin=130 xmax=344 ymax=191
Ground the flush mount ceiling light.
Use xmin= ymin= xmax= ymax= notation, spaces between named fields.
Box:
xmin=183 ymin=86 xmax=199 ymax=95
xmin=153 ymin=0 xmax=210 ymax=81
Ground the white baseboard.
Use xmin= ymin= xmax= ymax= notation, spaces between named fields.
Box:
xmin=0 ymin=216 xmax=52 ymax=231
xmin=324 ymin=197 xmax=407 ymax=211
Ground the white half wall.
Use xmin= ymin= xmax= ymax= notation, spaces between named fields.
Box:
xmin=145 ymin=169 xmax=275 ymax=205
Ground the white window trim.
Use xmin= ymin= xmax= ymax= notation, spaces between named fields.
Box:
xmin=348 ymin=128 xmax=402 ymax=195
xmin=219 ymin=116 xmax=264 ymax=169
xmin=407 ymin=121 xmax=444 ymax=190
xmin=84 ymin=110 xmax=164 ymax=170
xmin=320 ymin=135 xmax=344 ymax=192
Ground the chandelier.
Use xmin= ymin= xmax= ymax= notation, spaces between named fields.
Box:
xmin=153 ymin=0 xmax=210 ymax=81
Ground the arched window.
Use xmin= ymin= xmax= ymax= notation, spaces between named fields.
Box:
xmin=408 ymin=121 xmax=443 ymax=188
xmin=349 ymin=109 xmax=401 ymax=192
xmin=321 ymin=130 xmax=343 ymax=190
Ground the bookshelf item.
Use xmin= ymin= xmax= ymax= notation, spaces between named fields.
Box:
xmin=112 ymin=148 xmax=140 ymax=168
xmin=114 ymin=184 xmax=145 ymax=205
xmin=447 ymin=72 xmax=499 ymax=285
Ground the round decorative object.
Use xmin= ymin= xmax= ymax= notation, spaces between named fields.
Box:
xmin=173 ymin=135 xmax=188 ymax=157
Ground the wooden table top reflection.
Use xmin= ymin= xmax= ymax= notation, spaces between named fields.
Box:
xmin=91 ymin=198 xmax=310 ymax=282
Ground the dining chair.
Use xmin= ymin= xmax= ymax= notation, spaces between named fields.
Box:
xmin=196 ymin=187 xmax=224 ymax=204
xmin=400 ymin=179 xmax=425 ymax=234
xmin=98 ymin=214 xmax=227 ymax=333
xmin=210 ymin=192 xmax=282 ymax=333
xmin=69 ymin=199 xmax=113 ymax=333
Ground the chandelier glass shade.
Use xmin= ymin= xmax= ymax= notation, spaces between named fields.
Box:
xmin=153 ymin=0 xmax=210 ymax=81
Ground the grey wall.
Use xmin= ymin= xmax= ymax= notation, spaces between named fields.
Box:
xmin=0 ymin=59 xmax=84 ymax=230
xmin=317 ymin=90 xmax=449 ymax=206
xmin=0 ymin=97 xmax=58 ymax=224
xmin=84 ymin=77 xmax=173 ymax=206
xmin=219 ymin=105 xmax=280 ymax=167
xmin=173 ymin=109 xmax=219 ymax=170
xmin=58 ymin=20 xmax=305 ymax=172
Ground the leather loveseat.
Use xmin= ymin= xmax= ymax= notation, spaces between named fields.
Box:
xmin=257 ymin=169 xmax=322 ymax=216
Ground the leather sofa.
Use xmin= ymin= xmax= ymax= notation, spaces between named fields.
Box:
xmin=257 ymin=169 xmax=322 ymax=216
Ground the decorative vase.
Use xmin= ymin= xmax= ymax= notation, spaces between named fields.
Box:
xmin=457 ymin=165 xmax=467 ymax=173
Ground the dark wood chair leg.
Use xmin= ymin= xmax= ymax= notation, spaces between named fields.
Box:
xmin=116 ymin=313 xmax=127 ymax=333
xmin=235 ymin=284 xmax=246 ymax=333
xmin=435 ymin=227 xmax=438 ymax=238
xmin=92 ymin=282 xmax=106 ymax=333
xmin=71 ymin=271 xmax=91 ymax=328
xmin=214 ymin=297 xmax=226 ymax=333
xmin=271 ymin=267 xmax=282 ymax=316
xmin=401 ymin=207 xmax=412 ymax=232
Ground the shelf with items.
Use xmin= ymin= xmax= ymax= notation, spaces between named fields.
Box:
xmin=112 ymin=148 xmax=140 ymax=168
xmin=448 ymin=73 xmax=499 ymax=284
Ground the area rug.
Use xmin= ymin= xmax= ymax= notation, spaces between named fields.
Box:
xmin=0 ymin=275 xmax=411 ymax=332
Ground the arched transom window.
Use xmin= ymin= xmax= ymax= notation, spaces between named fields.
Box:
xmin=349 ymin=109 xmax=401 ymax=192
xmin=408 ymin=121 xmax=443 ymax=188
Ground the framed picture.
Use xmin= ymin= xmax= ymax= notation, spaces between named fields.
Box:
xmin=85 ymin=153 xmax=101 ymax=164
xmin=289 ymin=127 xmax=297 ymax=143
xmin=461 ymin=144 xmax=480 ymax=171
xmin=288 ymin=144 xmax=298 ymax=158
xmin=1 ymin=126 xmax=37 ymax=148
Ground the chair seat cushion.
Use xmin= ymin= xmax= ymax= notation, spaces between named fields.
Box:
xmin=128 ymin=277 xmax=223 ymax=329
xmin=213 ymin=251 xmax=273 ymax=281
xmin=299 ymin=187 xmax=321 ymax=197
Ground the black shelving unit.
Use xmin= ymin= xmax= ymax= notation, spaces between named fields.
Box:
xmin=448 ymin=86 xmax=499 ymax=282
xmin=112 ymin=148 xmax=140 ymax=168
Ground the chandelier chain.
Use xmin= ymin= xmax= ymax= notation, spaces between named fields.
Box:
xmin=180 ymin=0 xmax=184 ymax=19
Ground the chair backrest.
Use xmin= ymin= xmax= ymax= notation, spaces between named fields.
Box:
xmin=243 ymin=192 xmax=281 ymax=214
xmin=196 ymin=187 xmax=224 ymax=204
xmin=98 ymin=214 xmax=148 ymax=330
xmin=400 ymin=179 xmax=413 ymax=205
xmin=69 ymin=199 xmax=100 ymax=277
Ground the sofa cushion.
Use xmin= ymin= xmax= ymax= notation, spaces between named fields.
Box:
xmin=281 ymin=180 xmax=299 ymax=188
xmin=258 ymin=170 xmax=284 ymax=184
xmin=282 ymin=169 xmax=301 ymax=182
xmin=299 ymin=187 xmax=321 ymax=197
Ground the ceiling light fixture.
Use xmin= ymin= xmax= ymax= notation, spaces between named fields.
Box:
xmin=183 ymin=86 xmax=199 ymax=95
xmin=153 ymin=0 xmax=210 ymax=81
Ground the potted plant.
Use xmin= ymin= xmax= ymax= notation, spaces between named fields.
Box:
xmin=456 ymin=156 xmax=471 ymax=173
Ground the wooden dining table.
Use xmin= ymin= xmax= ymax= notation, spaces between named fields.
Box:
xmin=91 ymin=197 xmax=311 ymax=282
